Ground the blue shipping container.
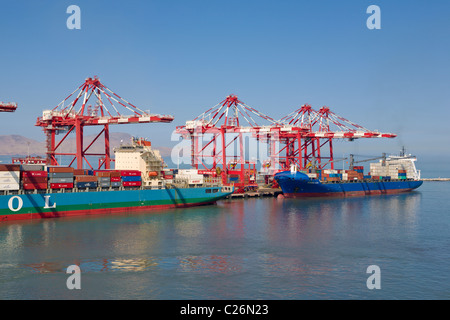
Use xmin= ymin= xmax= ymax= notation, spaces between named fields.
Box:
xmin=121 ymin=176 xmax=142 ymax=182
xmin=77 ymin=181 xmax=98 ymax=188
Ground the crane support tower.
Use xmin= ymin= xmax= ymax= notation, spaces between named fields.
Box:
xmin=35 ymin=76 xmax=174 ymax=169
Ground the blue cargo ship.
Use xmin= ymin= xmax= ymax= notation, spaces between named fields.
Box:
xmin=274 ymin=154 xmax=423 ymax=198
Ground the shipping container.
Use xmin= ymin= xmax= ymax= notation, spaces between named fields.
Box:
xmin=76 ymin=181 xmax=98 ymax=188
xmin=0 ymin=182 xmax=20 ymax=190
xmin=22 ymin=176 xmax=48 ymax=184
xmin=0 ymin=176 xmax=20 ymax=184
xmin=47 ymin=167 xmax=74 ymax=173
xmin=50 ymin=183 xmax=74 ymax=189
xmin=0 ymin=164 xmax=20 ymax=171
xmin=48 ymin=172 xmax=74 ymax=178
xmin=122 ymin=181 xmax=141 ymax=187
xmin=21 ymin=164 xmax=45 ymax=171
xmin=23 ymin=182 xmax=48 ymax=190
xmin=75 ymin=175 xmax=98 ymax=182
xmin=95 ymin=171 xmax=111 ymax=177
xmin=121 ymin=176 xmax=142 ymax=182
xmin=120 ymin=170 xmax=141 ymax=177
xmin=74 ymin=169 xmax=94 ymax=176
xmin=21 ymin=171 xmax=47 ymax=178
xmin=0 ymin=171 xmax=20 ymax=179
xmin=49 ymin=177 xmax=74 ymax=183
xmin=110 ymin=171 xmax=121 ymax=177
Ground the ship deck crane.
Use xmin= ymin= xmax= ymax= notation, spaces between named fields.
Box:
xmin=348 ymin=153 xmax=387 ymax=170
xmin=35 ymin=76 xmax=174 ymax=169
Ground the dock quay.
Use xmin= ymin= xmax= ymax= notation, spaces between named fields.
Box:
xmin=422 ymin=178 xmax=450 ymax=181
xmin=227 ymin=188 xmax=282 ymax=199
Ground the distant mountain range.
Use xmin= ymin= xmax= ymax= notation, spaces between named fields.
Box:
xmin=0 ymin=133 xmax=172 ymax=157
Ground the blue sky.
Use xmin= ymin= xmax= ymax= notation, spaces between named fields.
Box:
xmin=1 ymin=0 xmax=449 ymax=161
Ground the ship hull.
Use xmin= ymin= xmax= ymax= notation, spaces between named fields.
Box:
xmin=274 ymin=171 xmax=423 ymax=198
xmin=0 ymin=186 xmax=233 ymax=222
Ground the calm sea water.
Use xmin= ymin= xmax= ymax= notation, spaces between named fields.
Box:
xmin=0 ymin=181 xmax=449 ymax=300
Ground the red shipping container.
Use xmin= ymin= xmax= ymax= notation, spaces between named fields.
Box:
xmin=74 ymin=169 xmax=92 ymax=175
xmin=110 ymin=176 xmax=121 ymax=182
xmin=49 ymin=167 xmax=74 ymax=173
xmin=23 ymin=183 xmax=48 ymax=190
xmin=0 ymin=164 xmax=21 ymax=171
xmin=122 ymin=181 xmax=141 ymax=187
xmin=120 ymin=170 xmax=141 ymax=177
xmin=110 ymin=171 xmax=121 ymax=177
xmin=22 ymin=176 xmax=48 ymax=184
xmin=21 ymin=171 xmax=48 ymax=178
xmin=75 ymin=175 xmax=97 ymax=182
xmin=50 ymin=183 xmax=74 ymax=189
xmin=94 ymin=170 xmax=111 ymax=177
xmin=164 ymin=175 xmax=174 ymax=179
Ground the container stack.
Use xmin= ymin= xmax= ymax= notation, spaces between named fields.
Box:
xmin=0 ymin=164 xmax=21 ymax=191
xmin=48 ymin=167 xmax=74 ymax=189
xmin=22 ymin=170 xmax=48 ymax=190
xmin=353 ymin=166 xmax=364 ymax=179
xmin=341 ymin=170 xmax=361 ymax=181
xmin=95 ymin=170 xmax=112 ymax=188
xmin=110 ymin=171 xmax=121 ymax=188
xmin=306 ymin=172 xmax=318 ymax=179
xmin=75 ymin=175 xmax=98 ymax=189
xmin=322 ymin=169 xmax=341 ymax=182
xmin=398 ymin=169 xmax=407 ymax=180
xmin=370 ymin=160 xmax=415 ymax=179
xmin=162 ymin=169 xmax=174 ymax=180
xmin=120 ymin=170 xmax=142 ymax=187
xmin=175 ymin=169 xmax=204 ymax=185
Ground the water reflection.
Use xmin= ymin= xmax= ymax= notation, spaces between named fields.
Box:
xmin=179 ymin=255 xmax=243 ymax=274
xmin=0 ymin=191 xmax=427 ymax=299
xmin=277 ymin=192 xmax=422 ymax=232
xmin=23 ymin=257 xmax=160 ymax=273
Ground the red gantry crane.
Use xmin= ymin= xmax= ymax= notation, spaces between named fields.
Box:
xmin=273 ymin=104 xmax=397 ymax=171
xmin=176 ymin=94 xmax=280 ymax=192
xmin=0 ymin=102 xmax=17 ymax=112
xmin=36 ymin=76 xmax=174 ymax=170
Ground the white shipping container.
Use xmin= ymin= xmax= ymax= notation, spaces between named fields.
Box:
xmin=0 ymin=171 xmax=20 ymax=179
xmin=0 ymin=176 xmax=20 ymax=184
xmin=0 ymin=182 xmax=20 ymax=190
xmin=178 ymin=169 xmax=199 ymax=175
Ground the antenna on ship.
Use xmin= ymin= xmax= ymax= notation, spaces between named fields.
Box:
xmin=400 ymin=146 xmax=406 ymax=157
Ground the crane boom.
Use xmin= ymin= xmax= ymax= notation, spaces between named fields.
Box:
xmin=0 ymin=102 xmax=17 ymax=112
